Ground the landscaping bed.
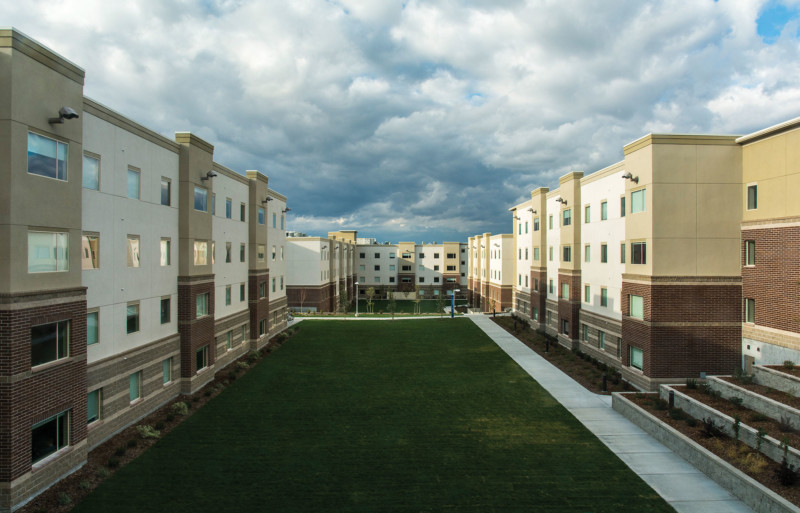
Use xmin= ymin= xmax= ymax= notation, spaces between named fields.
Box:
xmin=629 ymin=391 xmax=800 ymax=507
xmin=18 ymin=327 xmax=299 ymax=513
xmin=491 ymin=316 xmax=633 ymax=394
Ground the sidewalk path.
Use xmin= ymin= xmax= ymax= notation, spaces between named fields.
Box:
xmin=468 ymin=314 xmax=754 ymax=513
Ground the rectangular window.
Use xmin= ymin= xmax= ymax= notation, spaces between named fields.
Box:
xmin=518 ymin=224 xmax=522 ymax=235
xmin=525 ymin=222 xmax=529 ymax=234
xmin=129 ymin=371 xmax=142 ymax=402
xmin=196 ymin=293 xmax=209 ymax=317
xmin=127 ymin=304 xmax=139 ymax=334
xmin=240 ymin=203 xmax=246 ymax=221
xmin=630 ymin=346 xmax=643 ymax=370
xmin=389 ymin=252 xmax=396 ymax=259
xmin=549 ymin=246 xmax=553 ymax=261
xmin=87 ymin=311 xmax=98 ymax=345
xmin=549 ymin=215 xmax=553 ymax=229
xmin=28 ymin=132 xmax=67 ymax=181
xmin=160 ymin=297 xmax=170 ymax=324
xmin=272 ymin=213 xmax=277 ymax=228
xmin=28 ymin=231 xmax=69 ymax=273
xmin=81 ymin=234 xmax=99 ymax=270
xmin=617 ymin=338 xmax=622 ymax=358
xmin=83 ymin=154 xmax=100 ymax=190
xmin=163 ymin=358 xmax=172 ymax=384
xmin=601 ymin=201 xmax=608 ymax=220
xmin=240 ymin=243 xmax=246 ymax=262
xmin=747 ymin=185 xmax=757 ymax=210
xmin=240 ymin=283 xmax=245 ymax=301
xmin=631 ymin=242 xmax=646 ymax=265
xmin=194 ymin=241 xmax=208 ymax=266
xmin=630 ymin=295 xmax=644 ymax=319
xmin=599 ymin=331 xmax=606 ymax=349
xmin=242 ymin=325 xmax=247 ymax=344
xmin=360 ymin=252 xmax=366 ymax=258
xmin=600 ymin=288 xmax=608 ymax=307
xmin=525 ymin=248 xmax=528 ymax=260
xmin=561 ymin=282 xmax=569 ymax=299
xmin=194 ymin=187 xmax=208 ymax=212
xmin=745 ymin=298 xmax=755 ymax=323
xmin=280 ymin=276 xmax=284 ymax=290
xmin=225 ymin=285 xmax=231 ymax=306
xmin=127 ymin=168 xmax=140 ymax=199
xmin=160 ymin=238 xmax=171 ymax=266
xmin=582 ymin=324 xmax=589 ymax=342
xmin=225 ymin=242 xmax=232 ymax=263
xmin=257 ymin=245 xmax=265 ymax=262
xmin=272 ymin=278 xmax=276 ymax=293
xmin=562 ymin=319 xmax=569 ymax=335
xmin=562 ymin=246 xmax=571 ymax=262
xmin=32 ymin=411 xmax=69 ymax=463
xmin=374 ymin=277 xmax=381 ymax=283
xmin=160 ymin=178 xmax=170 ymax=206
xmin=534 ymin=247 xmax=539 ymax=261
xmin=374 ymin=265 xmax=380 ymax=271
xmin=126 ymin=236 xmax=140 ymax=268
xmin=87 ymin=389 xmax=101 ymax=424
xmin=31 ymin=320 xmax=69 ymax=367
xmin=281 ymin=215 xmax=284 ymax=230
xmin=549 ymin=279 xmax=554 ymax=294
xmin=359 ymin=265 xmax=366 ymax=271
xmin=258 ymin=207 xmax=265 ymax=224
xmin=620 ymin=243 xmax=626 ymax=264
xmin=584 ymin=205 xmax=590 ymax=223
xmin=226 ymin=198 xmax=232 ymax=219
xmin=584 ymin=245 xmax=590 ymax=263
xmin=212 ymin=194 xmax=216 ymax=215
xmin=259 ymin=282 xmax=266 ymax=298
xmin=562 ymin=209 xmax=572 ymax=226
xmin=259 ymin=319 xmax=267 ymax=337
xmin=746 ymin=240 xmax=755 ymax=266
xmin=196 ymin=346 xmax=208 ymax=371
xmin=447 ymin=265 xmax=456 ymax=271
xmin=226 ymin=330 xmax=233 ymax=350
xmin=620 ymin=196 xmax=626 ymax=217
xmin=533 ymin=278 xmax=539 ymax=291
xmin=534 ymin=218 xmax=540 ymax=231
xmin=447 ymin=252 xmax=457 ymax=259
xmin=600 ymin=244 xmax=607 ymax=263
xmin=434 ymin=253 xmax=440 ymax=258
xmin=584 ymin=284 xmax=590 ymax=303
xmin=631 ymin=189 xmax=646 ymax=213
xmin=272 ymin=246 xmax=276 ymax=261
xmin=434 ymin=265 xmax=439 ymax=271
xmin=419 ymin=253 xmax=425 ymax=258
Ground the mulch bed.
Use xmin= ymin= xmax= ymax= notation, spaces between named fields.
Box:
xmin=490 ymin=315 xmax=633 ymax=394
xmin=629 ymin=390 xmax=800 ymax=506
xmin=18 ymin=329 xmax=297 ymax=513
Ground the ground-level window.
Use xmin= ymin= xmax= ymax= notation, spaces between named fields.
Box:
xmin=87 ymin=389 xmax=101 ymax=424
xmin=129 ymin=371 xmax=142 ymax=402
xmin=581 ymin=324 xmax=588 ymax=342
xmin=31 ymin=320 xmax=69 ymax=367
xmin=598 ymin=331 xmax=606 ymax=349
xmin=561 ymin=319 xmax=569 ymax=335
xmin=630 ymin=346 xmax=643 ymax=370
xmin=196 ymin=345 xmax=208 ymax=371
xmin=259 ymin=318 xmax=267 ymax=337
xmin=32 ymin=411 xmax=69 ymax=463
xmin=163 ymin=358 xmax=172 ymax=384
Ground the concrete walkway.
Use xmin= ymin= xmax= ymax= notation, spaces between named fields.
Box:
xmin=468 ymin=314 xmax=755 ymax=513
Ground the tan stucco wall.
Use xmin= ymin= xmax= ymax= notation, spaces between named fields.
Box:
xmin=741 ymin=125 xmax=800 ymax=222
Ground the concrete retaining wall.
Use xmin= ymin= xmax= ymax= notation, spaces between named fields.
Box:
xmin=613 ymin=393 xmax=800 ymax=513
xmin=754 ymin=366 xmax=800 ymax=397
xmin=707 ymin=376 xmax=800 ymax=430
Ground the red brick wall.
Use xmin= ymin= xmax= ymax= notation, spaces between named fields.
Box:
xmin=178 ymin=278 xmax=215 ymax=378
xmin=742 ymin=226 xmax=800 ymax=334
xmin=0 ymin=294 xmax=87 ymax=482
xmin=557 ymin=273 xmax=581 ymax=338
xmin=621 ymin=280 xmax=741 ymax=379
xmin=248 ymin=271 xmax=270 ymax=336
xmin=530 ymin=269 xmax=547 ymax=323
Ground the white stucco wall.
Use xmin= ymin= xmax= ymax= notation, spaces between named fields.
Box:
xmin=211 ymin=172 xmax=250 ymax=320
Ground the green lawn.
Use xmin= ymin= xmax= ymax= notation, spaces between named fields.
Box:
xmin=74 ymin=320 xmax=674 ymax=513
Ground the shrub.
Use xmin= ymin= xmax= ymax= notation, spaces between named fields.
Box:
xmin=247 ymin=350 xmax=260 ymax=363
xmin=114 ymin=446 xmax=127 ymax=457
xmin=136 ymin=424 xmax=160 ymax=439
xmin=237 ymin=361 xmax=250 ymax=371
xmin=733 ymin=368 xmax=754 ymax=385
xmin=652 ymin=398 xmax=668 ymax=411
xmin=79 ymin=479 xmax=92 ymax=491
xmin=779 ymin=416 xmax=794 ymax=433
xmin=702 ymin=418 xmax=722 ymax=438
xmin=278 ymin=332 xmax=289 ymax=342
xmin=96 ymin=467 xmax=110 ymax=479
xmin=669 ymin=408 xmax=686 ymax=421
xmin=743 ymin=453 xmax=768 ymax=475
xmin=777 ymin=457 xmax=798 ymax=486
xmin=127 ymin=438 xmax=138 ymax=448
xmin=107 ymin=457 xmax=120 ymax=468
xmin=57 ymin=492 xmax=72 ymax=506
xmin=784 ymin=360 xmax=796 ymax=371
xmin=171 ymin=401 xmax=189 ymax=416
xmin=728 ymin=396 xmax=744 ymax=408
xmin=685 ymin=378 xmax=698 ymax=389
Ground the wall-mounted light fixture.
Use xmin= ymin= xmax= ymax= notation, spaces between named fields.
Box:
xmin=513 ymin=215 xmax=520 ymax=220
xmin=262 ymin=196 xmax=273 ymax=204
xmin=49 ymin=106 xmax=79 ymax=124
xmin=621 ymin=172 xmax=639 ymax=184
xmin=555 ymin=197 xmax=567 ymax=205
xmin=201 ymin=170 xmax=218 ymax=181
xmin=528 ymin=208 xmax=537 ymax=214
xmin=282 ymin=207 xmax=291 ymax=213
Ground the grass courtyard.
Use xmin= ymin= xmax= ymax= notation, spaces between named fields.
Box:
xmin=74 ymin=319 xmax=674 ymax=513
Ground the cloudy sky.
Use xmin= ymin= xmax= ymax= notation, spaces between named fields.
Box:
xmin=5 ymin=0 xmax=800 ymax=242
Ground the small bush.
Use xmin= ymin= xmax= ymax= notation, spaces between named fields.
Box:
xmin=728 ymin=396 xmax=744 ymax=408
xmin=114 ymin=446 xmax=127 ymax=457
xmin=96 ymin=467 xmax=110 ymax=479
xmin=278 ymin=332 xmax=289 ymax=342
xmin=136 ymin=424 xmax=160 ymax=439
xmin=784 ymin=360 xmax=796 ymax=371
xmin=127 ymin=438 xmax=138 ymax=448
xmin=236 ymin=361 xmax=250 ymax=371
xmin=733 ymin=368 xmax=754 ymax=385
xmin=107 ymin=457 xmax=120 ymax=468
xmin=743 ymin=452 xmax=769 ymax=475
xmin=777 ymin=457 xmax=798 ymax=486
xmin=685 ymin=378 xmax=698 ymax=389
xmin=79 ymin=479 xmax=92 ymax=491
xmin=779 ymin=416 xmax=794 ymax=433
xmin=669 ymin=408 xmax=686 ymax=421
xmin=702 ymin=418 xmax=722 ymax=438
xmin=247 ymin=350 xmax=260 ymax=363
xmin=171 ymin=402 xmax=189 ymax=416
xmin=57 ymin=492 xmax=72 ymax=506
xmin=652 ymin=398 xmax=669 ymax=411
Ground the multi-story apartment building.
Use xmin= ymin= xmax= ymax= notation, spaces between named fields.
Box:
xmin=0 ymin=29 xmax=288 ymax=511
xmin=466 ymin=233 xmax=514 ymax=313
xmin=285 ymin=234 xmax=357 ymax=312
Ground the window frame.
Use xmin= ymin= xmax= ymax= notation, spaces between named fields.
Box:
xmin=32 ymin=410 xmax=70 ymax=464
xmin=28 ymin=131 xmax=68 ymax=182
xmin=747 ymin=185 xmax=758 ymax=210
xmin=160 ymin=177 xmax=171 ymax=206
xmin=28 ymin=231 xmax=69 ymax=273
xmin=87 ymin=310 xmax=99 ymax=346
xmin=631 ymin=242 xmax=646 ymax=265
xmin=31 ymin=319 xmax=70 ymax=367
xmin=127 ymin=167 xmax=140 ymax=200
xmin=126 ymin=303 xmax=140 ymax=334
xmin=745 ymin=240 xmax=755 ymax=266
xmin=83 ymin=152 xmax=100 ymax=190
xmin=160 ymin=297 xmax=170 ymax=324
xmin=193 ymin=186 xmax=208 ymax=212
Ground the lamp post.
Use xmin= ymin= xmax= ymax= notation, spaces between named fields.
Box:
xmin=451 ymin=289 xmax=460 ymax=319
xmin=355 ymin=282 xmax=359 ymax=317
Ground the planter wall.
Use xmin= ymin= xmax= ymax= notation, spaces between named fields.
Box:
xmin=613 ymin=392 xmax=800 ymax=513
xmin=754 ymin=366 xmax=800 ymax=397
xmin=707 ymin=376 xmax=800 ymax=430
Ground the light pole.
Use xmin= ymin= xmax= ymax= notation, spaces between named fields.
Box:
xmin=451 ymin=289 xmax=460 ymax=319
xmin=355 ymin=281 xmax=359 ymax=317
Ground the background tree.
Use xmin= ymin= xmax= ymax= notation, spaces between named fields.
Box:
xmin=366 ymin=287 xmax=376 ymax=314
xmin=413 ymin=284 xmax=422 ymax=314
xmin=299 ymin=288 xmax=307 ymax=313
xmin=388 ymin=290 xmax=396 ymax=319
xmin=436 ymin=292 xmax=446 ymax=319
